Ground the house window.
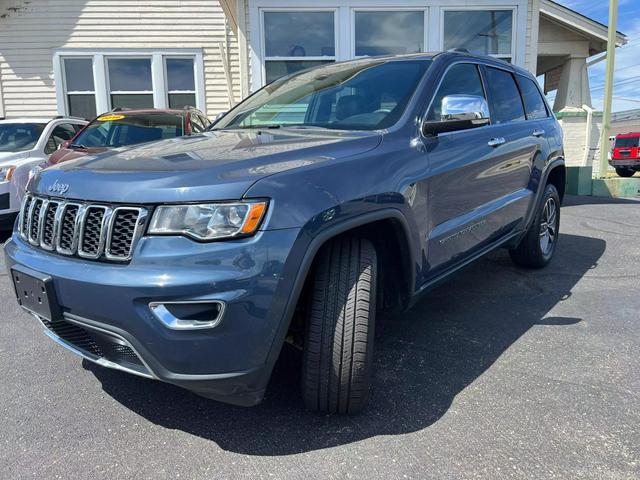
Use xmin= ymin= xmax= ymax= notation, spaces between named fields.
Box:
xmin=56 ymin=50 xmax=204 ymax=116
xmin=354 ymin=10 xmax=425 ymax=57
xmin=107 ymin=58 xmax=154 ymax=109
xmin=262 ymin=10 xmax=336 ymax=83
xmin=166 ymin=58 xmax=196 ymax=108
xmin=63 ymin=58 xmax=96 ymax=119
xmin=443 ymin=10 xmax=514 ymax=61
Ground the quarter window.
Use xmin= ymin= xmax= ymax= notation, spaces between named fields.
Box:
xmin=45 ymin=124 xmax=77 ymax=154
xmin=354 ymin=11 xmax=425 ymax=57
xmin=427 ymin=63 xmax=485 ymax=121
xmin=517 ymin=75 xmax=548 ymax=120
xmin=263 ymin=11 xmax=336 ymax=83
xmin=63 ymin=58 xmax=97 ymax=119
xmin=484 ymin=67 xmax=525 ymax=124
xmin=443 ymin=10 xmax=513 ymax=60
xmin=107 ymin=58 xmax=154 ymax=109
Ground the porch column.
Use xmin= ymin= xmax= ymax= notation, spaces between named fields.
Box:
xmin=553 ymin=55 xmax=591 ymax=112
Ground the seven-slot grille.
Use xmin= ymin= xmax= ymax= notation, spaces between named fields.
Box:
xmin=19 ymin=194 xmax=146 ymax=262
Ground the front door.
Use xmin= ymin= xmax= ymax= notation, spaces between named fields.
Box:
xmin=423 ymin=62 xmax=536 ymax=280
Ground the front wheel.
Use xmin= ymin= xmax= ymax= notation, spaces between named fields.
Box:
xmin=509 ymin=183 xmax=560 ymax=269
xmin=615 ymin=167 xmax=635 ymax=178
xmin=301 ymin=236 xmax=377 ymax=414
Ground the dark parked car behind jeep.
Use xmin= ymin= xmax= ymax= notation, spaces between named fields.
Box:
xmin=6 ymin=52 xmax=565 ymax=414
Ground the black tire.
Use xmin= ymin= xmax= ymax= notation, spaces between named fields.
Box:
xmin=302 ymin=236 xmax=377 ymax=414
xmin=615 ymin=167 xmax=635 ymax=178
xmin=509 ymin=183 xmax=560 ymax=269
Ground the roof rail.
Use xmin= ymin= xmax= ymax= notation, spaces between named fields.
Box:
xmin=54 ymin=114 xmax=88 ymax=121
xmin=447 ymin=48 xmax=471 ymax=54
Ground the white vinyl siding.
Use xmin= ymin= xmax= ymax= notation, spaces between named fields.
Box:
xmin=0 ymin=0 xmax=241 ymax=118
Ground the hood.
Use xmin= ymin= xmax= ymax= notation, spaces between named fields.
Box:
xmin=31 ymin=128 xmax=382 ymax=203
xmin=0 ymin=151 xmax=30 ymax=164
xmin=49 ymin=146 xmax=109 ymax=165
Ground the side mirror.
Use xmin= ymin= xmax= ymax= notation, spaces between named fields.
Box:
xmin=213 ymin=111 xmax=227 ymax=122
xmin=422 ymin=95 xmax=490 ymax=137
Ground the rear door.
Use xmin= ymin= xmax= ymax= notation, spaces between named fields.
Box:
xmin=516 ymin=72 xmax=556 ymax=170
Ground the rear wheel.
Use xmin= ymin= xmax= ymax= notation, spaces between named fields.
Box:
xmin=615 ymin=167 xmax=635 ymax=178
xmin=509 ymin=183 xmax=560 ymax=269
xmin=301 ymin=236 xmax=377 ymax=414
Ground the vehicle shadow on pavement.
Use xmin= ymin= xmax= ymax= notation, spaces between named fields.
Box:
xmin=84 ymin=232 xmax=605 ymax=456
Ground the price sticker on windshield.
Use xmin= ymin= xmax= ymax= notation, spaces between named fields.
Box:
xmin=96 ymin=114 xmax=125 ymax=122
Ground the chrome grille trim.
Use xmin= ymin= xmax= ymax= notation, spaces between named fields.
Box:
xmin=78 ymin=205 xmax=110 ymax=259
xmin=40 ymin=200 xmax=60 ymax=251
xmin=56 ymin=202 xmax=82 ymax=255
xmin=20 ymin=194 xmax=146 ymax=262
xmin=105 ymin=207 xmax=148 ymax=261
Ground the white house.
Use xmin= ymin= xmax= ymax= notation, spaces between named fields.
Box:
xmin=0 ymin=0 xmax=626 ymax=168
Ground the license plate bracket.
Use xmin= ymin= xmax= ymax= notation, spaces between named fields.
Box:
xmin=11 ymin=265 xmax=62 ymax=322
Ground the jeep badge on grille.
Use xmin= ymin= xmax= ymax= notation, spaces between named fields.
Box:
xmin=48 ymin=180 xmax=70 ymax=195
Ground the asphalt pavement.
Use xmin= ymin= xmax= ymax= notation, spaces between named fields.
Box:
xmin=0 ymin=195 xmax=638 ymax=479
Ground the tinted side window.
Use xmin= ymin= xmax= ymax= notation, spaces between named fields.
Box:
xmin=190 ymin=114 xmax=204 ymax=133
xmin=518 ymin=75 xmax=548 ymax=120
xmin=427 ymin=63 xmax=485 ymax=121
xmin=199 ymin=114 xmax=211 ymax=129
xmin=45 ymin=124 xmax=77 ymax=154
xmin=485 ymin=67 xmax=525 ymax=124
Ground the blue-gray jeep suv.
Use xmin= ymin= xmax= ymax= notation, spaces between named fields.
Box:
xmin=5 ymin=52 xmax=565 ymax=414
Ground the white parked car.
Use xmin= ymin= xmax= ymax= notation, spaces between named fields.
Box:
xmin=0 ymin=117 xmax=88 ymax=229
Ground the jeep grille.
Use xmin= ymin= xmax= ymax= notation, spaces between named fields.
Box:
xmin=19 ymin=194 xmax=147 ymax=262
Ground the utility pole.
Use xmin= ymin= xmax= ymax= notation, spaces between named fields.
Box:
xmin=598 ymin=0 xmax=619 ymax=178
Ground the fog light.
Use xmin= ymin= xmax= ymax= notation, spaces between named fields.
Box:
xmin=149 ymin=301 xmax=225 ymax=330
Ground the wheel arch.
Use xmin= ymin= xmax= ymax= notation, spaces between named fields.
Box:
xmin=298 ymin=209 xmax=416 ymax=313
xmin=545 ymin=160 xmax=566 ymax=203
xmin=265 ymin=208 xmax=416 ymax=368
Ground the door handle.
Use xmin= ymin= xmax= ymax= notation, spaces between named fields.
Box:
xmin=532 ymin=129 xmax=545 ymax=137
xmin=488 ymin=137 xmax=506 ymax=147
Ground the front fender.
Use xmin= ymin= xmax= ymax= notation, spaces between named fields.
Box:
xmin=260 ymin=205 xmax=418 ymax=378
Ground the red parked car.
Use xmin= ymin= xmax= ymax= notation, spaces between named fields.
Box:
xmin=10 ymin=107 xmax=211 ymax=205
xmin=609 ymin=132 xmax=640 ymax=177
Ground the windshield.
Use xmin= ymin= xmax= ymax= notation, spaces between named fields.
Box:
xmin=73 ymin=114 xmax=184 ymax=148
xmin=0 ymin=123 xmax=46 ymax=152
xmin=614 ymin=136 xmax=639 ymax=148
xmin=215 ymin=59 xmax=432 ymax=131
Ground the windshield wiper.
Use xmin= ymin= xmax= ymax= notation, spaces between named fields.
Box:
xmin=69 ymin=143 xmax=88 ymax=149
xmin=214 ymin=124 xmax=284 ymax=131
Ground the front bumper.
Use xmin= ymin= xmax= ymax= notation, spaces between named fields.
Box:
xmin=5 ymin=227 xmax=303 ymax=406
xmin=0 ymin=180 xmax=18 ymax=228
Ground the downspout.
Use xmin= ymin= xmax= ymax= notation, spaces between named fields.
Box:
xmin=0 ymin=69 xmax=5 ymax=118
xmin=582 ymin=104 xmax=594 ymax=167
xmin=580 ymin=54 xmax=607 ymax=167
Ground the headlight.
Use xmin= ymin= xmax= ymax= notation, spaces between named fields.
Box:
xmin=148 ymin=201 xmax=268 ymax=241
xmin=0 ymin=165 xmax=16 ymax=182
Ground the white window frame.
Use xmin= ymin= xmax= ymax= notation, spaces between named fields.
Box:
xmin=164 ymin=56 xmax=198 ymax=109
xmin=53 ymin=49 xmax=206 ymax=116
xmin=260 ymin=8 xmax=339 ymax=85
xmin=350 ymin=7 xmax=429 ymax=59
xmin=60 ymin=56 xmax=96 ymax=118
xmin=439 ymin=6 xmax=517 ymax=62
xmin=248 ymin=0 xmax=528 ymax=91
